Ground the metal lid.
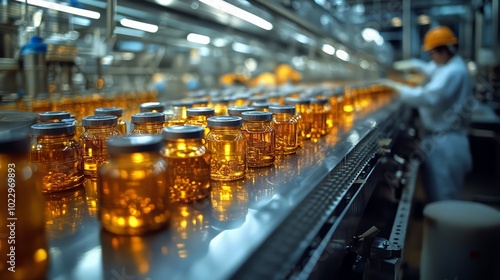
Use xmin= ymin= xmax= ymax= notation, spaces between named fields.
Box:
xmin=268 ymin=105 xmax=296 ymax=114
xmin=228 ymin=106 xmax=255 ymax=116
xmin=162 ymin=125 xmax=204 ymax=140
xmin=207 ymin=116 xmax=243 ymax=127
xmin=39 ymin=111 xmax=71 ymax=121
xmin=191 ymin=98 xmax=209 ymax=105
xmin=241 ymin=111 xmax=273 ymax=121
xmin=82 ymin=115 xmax=118 ymax=127
xmin=186 ymin=107 xmax=215 ymax=117
xmin=94 ymin=107 xmax=123 ymax=117
xmin=169 ymin=100 xmax=194 ymax=107
xmin=310 ymin=97 xmax=329 ymax=105
xmin=30 ymin=122 xmax=76 ymax=136
xmin=252 ymin=102 xmax=272 ymax=110
xmin=248 ymin=96 xmax=268 ymax=103
xmin=0 ymin=133 xmax=31 ymax=153
xmin=211 ymin=97 xmax=231 ymax=103
xmin=107 ymin=135 xmax=163 ymax=154
xmin=139 ymin=102 xmax=165 ymax=113
xmin=284 ymin=97 xmax=311 ymax=105
xmin=131 ymin=112 xmax=165 ymax=123
xmin=60 ymin=118 xmax=76 ymax=124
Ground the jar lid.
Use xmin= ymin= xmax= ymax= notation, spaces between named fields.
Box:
xmin=132 ymin=112 xmax=165 ymax=123
xmin=0 ymin=133 xmax=30 ymax=153
xmin=38 ymin=111 xmax=71 ymax=121
xmin=228 ymin=106 xmax=255 ymax=116
xmin=248 ymin=96 xmax=268 ymax=103
xmin=30 ymin=122 xmax=76 ymax=136
xmin=211 ymin=97 xmax=231 ymax=103
xmin=139 ymin=102 xmax=165 ymax=113
xmin=207 ymin=116 xmax=242 ymax=127
xmin=191 ymin=98 xmax=209 ymax=105
xmin=310 ymin=97 xmax=329 ymax=105
xmin=82 ymin=115 xmax=118 ymax=127
xmin=162 ymin=125 xmax=204 ymax=140
xmin=107 ymin=135 xmax=163 ymax=154
xmin=252 ymin=102 xmax=272 ymax=110
xmin=284 ymin=97 xmax=311 ymax=105
xmin=241 ymin=111 xmax=273 ymax=121
xmin=269 ymin=105 xmax=296 ymax=114
xmin=94 ymin=107 xmax=123 ymax=117
xmin=60 ymin=118 xmax=76 ymax=124
xmin=186 ymin=107 xmax=215 ymax=117
xmin=169 ymin=100 xmax=194 ymax=107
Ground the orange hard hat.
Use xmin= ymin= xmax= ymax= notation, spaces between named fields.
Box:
xmin=422 ymin=26 xmax=457 ymax=51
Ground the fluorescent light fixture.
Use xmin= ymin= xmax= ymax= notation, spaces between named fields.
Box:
xmin=114 ymin=27 xmax=145 ymax=38
xmin=16 ymin=0 xmax=100 ymax=19
xmin=362 ymin=28 xmax=384 ymax=46
xmin=71 ymin=17 xmax=91 ymax=26
xmin=213 ymin=38 xmax=228 ymax=47
xmin=322 ymin=44 xmax=336 ymax=55
xmin=199 ymin=0 xmax=273 ymax=30
xmin=187 ymin=33 xmax=211 ymax=45
xmin=336 ymin=49 xmax=350 ymax=62
xmin=120 ymin=18 xmax=158 ymax=33
xmin=232 ymin=42 xmax=252 ymax=54
xmin=295 ymin=33 xmax=311 ymax=44
xmin=101 ymin=55 xmax=114 ymax=65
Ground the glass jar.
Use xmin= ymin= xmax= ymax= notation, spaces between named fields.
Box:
xmin=211 ymin=97 xmax=230 ymax=116
xmin=206 ymin=116 xmax=246 ymax=181
xmin=80 ymin=115 xmax=121 ymax=176
xmin=190 ymin=98 xmax=209 ymax=108
xmin=185 ymin=107 xmax=215 ymax=137
xmin=139 ymin=102 xmax=165 ymax=113
xmin=0 ymin=133 xmax=48 ymax=280
xmin=269 ymin=105 xmax=298 ymax=155
xmin=165 ymin=100 xmax=193 ymax=127
xmin=241 ymin=111 xmax=275 ymax=167
xmin=310 ymin=98 xmax=329 ymax=140
xmin=227 ymin=106 xmax=255 ymax=118
xmin=30 ymin=122 xmax=84 ymax=192
xmin=131 ymin=112 xmax=164 ymax=135
xmin=161 ymin=126 xmax=211 ymax=203
xmin=252 ymin=102 xmax=272 ymax=112
xmin=99 ymin=135 xmax=170 ymax=235
xmin=247 ymin=96 xmax=267 ymax=106
xmin=38 ymin=110 xmax=71 ymax=123
xmin=284 ymin=97 xmax=312 ymax=145
xmin=94 ymin=107 xmax=127 ymax=134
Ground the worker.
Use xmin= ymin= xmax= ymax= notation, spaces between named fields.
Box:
xmin=382 ymin=26 xmax=474 ymax=203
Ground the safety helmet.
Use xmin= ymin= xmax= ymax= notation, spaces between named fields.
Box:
xmin=422 ymin=26 xmax=457 ymax=51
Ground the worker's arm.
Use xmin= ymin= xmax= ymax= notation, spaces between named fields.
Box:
xmin=394 ymin=59 xmax=437 ymax=76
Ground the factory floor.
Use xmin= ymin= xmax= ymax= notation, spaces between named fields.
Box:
xmin=401 ymin=134 xmax=500 ymax=280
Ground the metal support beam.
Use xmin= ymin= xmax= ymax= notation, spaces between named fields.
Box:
xmin=402 ymin=0 xmax=412 ymax=59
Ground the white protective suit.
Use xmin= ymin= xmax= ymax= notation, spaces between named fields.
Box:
xmin=396 ymin=55 xmax=474 ymax=202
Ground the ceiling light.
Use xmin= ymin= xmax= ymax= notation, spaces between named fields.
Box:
xmin=114 ymin=27 xmax=145 ymax=38
xmin=336 ymin=49 xmax=350 ymax=61
xmin=187 ymin=33 xmax=211 ymax=45
xmin=362 ymin=28 xmax=384 ymax=46
xmin=16 ymin=0 xmax=100 ymax=19
xmin=199 ymin=0 xmax=273 ymax=30
xmin=120 ymin=18 xmax=158 ymax=33
xmin=391 ymin=17 xmax=402 ymax=27
xmin=322 ymin=44 xmax=335 ymax=55
xmin=418 ymin=14 xmax=431 ymax=25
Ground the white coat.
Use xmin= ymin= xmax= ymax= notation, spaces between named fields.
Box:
xmin=398 ymin=55 xmax=473 ymax=202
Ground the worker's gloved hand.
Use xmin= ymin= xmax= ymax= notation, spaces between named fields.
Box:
xmin=393 ymin=59 xmax=417 ymax=71
xmin=378 ymin=79 xmax=406 ymax=93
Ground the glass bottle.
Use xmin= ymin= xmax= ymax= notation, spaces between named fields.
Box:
xmin=30 ymin=122 xmax=84 ymax=192
xmin=38 ymin=110 xmax=71 ymax=123
xmin=131 ymin=112 xmax=164 ymax=135
xmin=190 ymin=98 xmax=209 ymax=108
xmin=211 ymin=97 xmax=230 ymax=116
xmin=165 ymin=100 xmax=193 ymax=126
xmin=206 ymin=116 xmax=246 ymax=181
xmin=94 ymin=107 xmax=127 ymax=134
xmin=227 ymin=106 xmax=255 ymax=118
xmin=99 ymin=135 xmax=170 ymax=235
xmin=269 ymin=105 xmax=298 ymax=155
xmin=247 ymin=96 xmax=267 ymax=106
xmin=161 ymin=126 xmax=211 ymax=203
xmin=310 ymin=98 xmax=329 ymax=141
xmin=284 ymin=97 xmax=312 ymax=145
xmin=185 ymin=107 xmax=215 ymax=137
xmin=139 ymin=102 xmax=165 ymax=113
xmin=80 ymin=115 xmax=121 ymax=176
xmin=0 ymin=133 xmax=48 ymax=280
xmin=252 ymin=102 xmax=272 ymax=112
xmin=241 ymin=111 xmax=275 ymax=167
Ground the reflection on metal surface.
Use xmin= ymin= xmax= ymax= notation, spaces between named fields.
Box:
xmin=211 ymin=179 xmax=248 ymax=230
xmin=44 ymin=184 xmax=88 ymax=238
xmin=171 ymin=199 xmax=211 ymax=260
xmin=83 ymin=176 xmax=98 ymax=217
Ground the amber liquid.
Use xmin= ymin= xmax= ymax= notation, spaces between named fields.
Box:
xmin=131 ymin=123 xmax=164 ymax=135
xmin=99 ymin=153 xmax=169 ymax=235
xmin=0 ymin=154 xmax=48 ymax=279
xmin=44 ymin=185 xmax=87 ymax=238
xmin=311 ymin=111 xmax=328 ymax=140
xmin=163 ymin=143 xmax=211 ymax=203
xmin=206 ymin=129 xmax=246 ymax=181
xmin=243 ymin=127 xmax=275 ymax=168
xmin=31 ymin=135 xmax=84 ymax=192
xmin=272 ymin=115 xmax=298 ymax=155
xmin=117 ymin=119 xmax=127 ymax=134
xmin=185 ymin=116 xmax=210 ymax=137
